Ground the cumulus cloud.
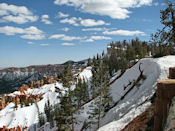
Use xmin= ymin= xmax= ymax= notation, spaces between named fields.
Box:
xmin=62 ymin=43 xmax=74 ymax=46
xmin=0 ymin=3 xmax=38 ymax=24
xmin=62 ymin=27 xmax=69 ymax=32
xmin=56 ymin=12 xmax=69 ymax=18
xmin=60 ymin=17 xmax=110 ymax=27
xmin=60 ymin=17 xmax=79 ymax=26
xmin=83 ymin=35 xmax=111 ymax=42
xmin=80 ymin=19 xmax=110 ymax=27
xmin=0 ymin=26 xmax=45 ymax=40
xmin=41 ymin=14 xmax=52 ymax=24
xmin=54 ymin=0 xmax=152 ymax=19
xmin=49 ymin=34 xmax=81 ymax=41
xmin=103 ymin=29 xmax=146 ymax=36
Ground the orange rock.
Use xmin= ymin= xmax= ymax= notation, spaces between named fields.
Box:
xmin=2 ymin=126 xmax=5 ymax=131
xmin=17 ymin=126 xmax=21 ymax=131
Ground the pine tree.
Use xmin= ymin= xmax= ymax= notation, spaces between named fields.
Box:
xmin=87 ymin=58 xmax=91 ymax=66
xmin=62 ymin=62 xmax=73 ymax=88
xmin=151 ymin=0 xmax=175 ymax=45
xmin=89 ymin=58 xmax=112 ymax=129
xmin=55 ymin=62 xmax=80 ymax=131
xmin=38 ymin=112 xmax=45 ymax=127
xmin=82 ymin=78 xmax=89 ymax=102
xmin=74 ymin=78 xmax=83 ymax=106
xmin=44 ymin=99 xmax=54 ymax=126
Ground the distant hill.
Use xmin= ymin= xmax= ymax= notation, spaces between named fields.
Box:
xmin=61 ymin=59 xmax=88 ymax=66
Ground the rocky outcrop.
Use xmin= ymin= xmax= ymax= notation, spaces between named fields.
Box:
xmin=0 ymin=125 xmax=23 ymax=131
xmin=0 ymin=93 xmax=42 ymax=110
xmin=0 ymin=75 xmax=58 ymax=110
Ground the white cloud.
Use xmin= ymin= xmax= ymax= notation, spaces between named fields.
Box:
xmin=41 ymin=14 xmax=52 ymax=24
xmin=80 ymin=19 xmax=110 ymax=27
xmin=62 ymin=43 xmax=74 ymax=46
xmin=0 ymin=26 xmax=45 ymax=40
xmin=49 ymin=34 xmax=65 ymax=39
xmin=60 ymin=17 xmax=80 ymax=26
xmin=153 ymin=2 xmax=159 ymax=6
xmin=60 ymin=17 xmax=109 ymax=27
xmin=83 ymin=35 xmax=111 ymax=42
xmin=54 ymin=0 xmax=152 ymax=19
xmin=91 ymin=36 xmax=111 ymax=40
xmin=56 ymin=12 xmax=69 ymax=18
xmin=40 ymin=44 xmax=49 ymax=46
xmin=21 ymin=34 xmax=45 ymax=40
xmin=82 ymin=28 xmax=107 ymax=31
xmin=49 ymin=34 xmax=81 ymax=41
xmin=62 ymin=27 xmax=69 ymax=32
xmin=103 ymin=29 xmax=146 ymax=36
xmin=27 ymin=41 xmax=35 ymax=45
xmin=0 ymin=3 xmax=38 ymax=24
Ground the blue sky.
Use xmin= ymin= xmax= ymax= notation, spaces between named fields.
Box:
xmin=0 ymin=0 xmax=167 ymax=67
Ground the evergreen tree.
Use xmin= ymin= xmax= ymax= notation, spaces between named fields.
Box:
xmin=89 ymin=58 xmax=112 ymax=129
xmin=44 ymin=99 xmax=54 ymax=126
xmin=87 ymin=58 xmax=91 ymax=66
xmin=82 ymin=78 xmax=89 ymax=102
xmin=62 ymin=62 xmax=73 ymax=88
xmin=55 ymin=62 xmax=80 ymax=131
xmin=38 ymin=112 xmax=45 ymax=127
xmin=151 ymin=0 xmax=175 ymax=45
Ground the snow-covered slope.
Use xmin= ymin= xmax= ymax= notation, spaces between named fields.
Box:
xmin=0 ymin=83 xmax=59 ymax=129
xmin=1 ymin=56 xmax=175 ymax=131
xmin=98 ymin=56 xmax=175 ymax=131
xmin=0 ymin=67 xmax=91 ymax=130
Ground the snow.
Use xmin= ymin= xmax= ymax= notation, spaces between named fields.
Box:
xmin=1 ymin=56 xmax=175 ymax=130
xmin=78 ymin=66 xmax=92 ymax=81
xmin=98 ymin=56 xmax=175 ymax=131
xmin=110 ymin=70 xmax=121 ymax=82
xmin=0 ymin=83 xmax=63 ymax=129
xmin=0 ymin=67 xmax=90 ymax=130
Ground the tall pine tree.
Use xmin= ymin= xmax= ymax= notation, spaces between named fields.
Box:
xmin=89 ymin=57 xmax=112 ymax=129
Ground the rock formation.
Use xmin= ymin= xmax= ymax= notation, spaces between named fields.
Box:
xmin=0 ymin=74 xmax=58 ymax=110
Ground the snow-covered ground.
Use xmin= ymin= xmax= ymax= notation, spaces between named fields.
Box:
xmin=0 ymin=83 xmax=61 ymax=129
xmin=1 ymin=56 xmax=175 ymax=131
xmin=98 ymin=56 xmax=175 ymax=131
